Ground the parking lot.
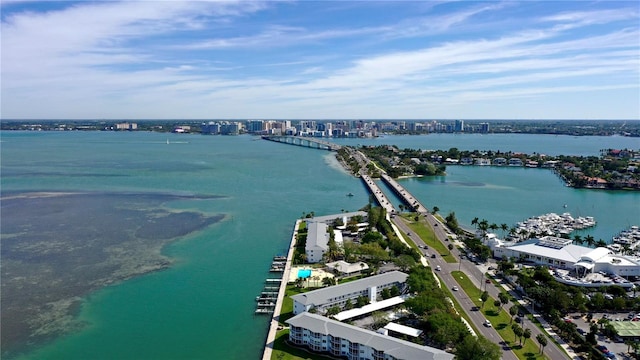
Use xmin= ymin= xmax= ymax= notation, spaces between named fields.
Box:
xmin=567 ymin=312 xmax=639 ymax=359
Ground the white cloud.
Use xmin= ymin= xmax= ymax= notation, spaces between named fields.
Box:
xmin=1 ymin=1 xmax=638 ymax=119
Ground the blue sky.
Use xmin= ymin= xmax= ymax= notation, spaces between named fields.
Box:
xmin=1 ymin=1 xmax=638 ymax=120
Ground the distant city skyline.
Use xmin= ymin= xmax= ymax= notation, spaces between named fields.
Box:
xmin=1 ymin=1 xmax=639 ymax=120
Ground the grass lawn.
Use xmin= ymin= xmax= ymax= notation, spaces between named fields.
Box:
xmin=399 ymin=214 xmax=457 ymax=263
xmin=451 ymin=271 xmax=548 ymax=360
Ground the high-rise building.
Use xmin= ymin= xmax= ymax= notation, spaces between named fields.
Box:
xmin=246 ymin=120 xmax=264 ymax=133
xmin=454 ymin=120 xmax=464 ymax=132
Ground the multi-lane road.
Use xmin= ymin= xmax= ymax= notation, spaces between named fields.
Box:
xmin=392 ymin=214 xmax=570 ymax=360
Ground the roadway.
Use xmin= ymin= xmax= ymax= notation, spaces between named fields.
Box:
xmin=391 ymin=217 xmax=518 ymax=360
xmin=340 ymin=141 xmax=568 ymax=359
xmin=392 ymin=215 xmax=570 ymax=360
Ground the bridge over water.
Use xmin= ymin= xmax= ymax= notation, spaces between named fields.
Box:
xmin=262 ymin=135 xmax=342 ymax=151
xmin=380 ymin=174 xmax=429 ymax=214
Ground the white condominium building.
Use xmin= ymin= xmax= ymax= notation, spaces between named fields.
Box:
xmin=291 ymin=271 xmax=408 ymax=315
xmin=287 ymin=312 xmax=454 ymax=360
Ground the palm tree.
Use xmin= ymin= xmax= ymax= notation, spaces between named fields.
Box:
xmin=471 ymin=217 xmax=479 ymax=230
xmin=432 ymin=206 xmax=439 ymax=214
xmin=585 ymin=235 xmax=596 ymax=247
xmin=509 ymin=305 xmax=518 ymax=324
xmin=523 ymin=328 xmax=531 ymax=345
xmin=478 ymin=219 xmax=489 ymax=235
xmin=573 ymin=234 xmax=583 ymax=245
xmin=500 ymin=223 xmax=509 ymax=238
xmin=489 ymin=223 xmax=499 ymax=234
xmin=595 ymin=239 xmax=607 ymax=247
xmin=511 ymin=323 xmax=523 ymax=343
xmin=536 ymin=333 xmax=548 ymax=355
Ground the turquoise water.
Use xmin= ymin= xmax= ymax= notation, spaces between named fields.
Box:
xmin=297 ymin=269 xmax=312 ymax=279
xmin=1 ymin=131 xmax=638 ymax=359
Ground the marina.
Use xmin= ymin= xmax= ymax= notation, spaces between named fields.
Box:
xmin=511 ymin=212 xmax=596 ymax=239
xmin=612 ymin=226 xmax=640 ymax=250
xmin=256 ymin=256 xmax=289 ymax=313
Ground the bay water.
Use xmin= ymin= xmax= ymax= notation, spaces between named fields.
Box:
xmin=1 ymin=131 xmax=638 ymax=359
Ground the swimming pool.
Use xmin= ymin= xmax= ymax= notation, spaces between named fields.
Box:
xmin=297 ymin=269 xmax=312 ymax=279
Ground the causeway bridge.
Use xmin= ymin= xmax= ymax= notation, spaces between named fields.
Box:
xmin=380 ymin=174 xmax=429 ymax=214
xmin=262 ymin=135 xmax=342 ymax=151
xmin=360 ymin=174 xmax=396 ymax=215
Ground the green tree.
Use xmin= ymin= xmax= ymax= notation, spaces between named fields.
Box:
xmin=480 ymin=291 xmax=489 ymax=309
xmin=356 ymin=295 xmax=369 ymax=307
xmin=344 ymin=298 xmax=354 ymax=310
xmin=432 ymin=206 xmax=439 ymax=214
xmin=512 ymin=323 xmax=523 ymax=344
xmin=536 ymin=333 xmax=548 ymax=354
xmin=498 ymin=292 xmax=509 ymax=309
xmin=426 ymin=312 xmax=469 ymax=348
xmin=455 ymin=335 xmax=501 ymax=360
xmin=394 ymin=254 xmax=416 ymax=272
xmin=523 ymin=328 xmax=532 ymax=345
xmin=509 ymin=305 xmax=518 ymax=324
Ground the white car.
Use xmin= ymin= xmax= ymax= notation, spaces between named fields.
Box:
xmin=484 ymin=320 xmax=492 ymax=327
xmin=435 ymin=265 xmax=441 ymax=271
xmin=452 ymin=286 xmax=459 ymax=291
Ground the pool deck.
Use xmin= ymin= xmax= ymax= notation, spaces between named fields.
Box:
xmin=261 ymin=219 xmax=300 ymax=360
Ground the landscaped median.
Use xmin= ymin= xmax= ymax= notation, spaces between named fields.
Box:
xmin=451 ymin=271 xmax=548 ymax=360
xmin=400 ymin=214 xmax=457 ymax=263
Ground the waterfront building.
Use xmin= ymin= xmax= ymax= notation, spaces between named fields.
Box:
xmin=287 ymin=312 xmax=453 ymax=360
xmin=201 ymin=121 xmax=220 ymax=134
xmin=246 ymin=120 xmax=265 ymax=133
xmin=290 ymin=271 xmax=408 ymax=315
xmin=479 ymin=122 xmax=490 ymax=133
xmin=220 ymin=121 xmax=241 ymax=135
xmin=306 ymin=221 xmax=330 ymax=263
xmin=115 ymin=122 xmax=137 ymax=131
xmin=508 ymin=158 xmax=523 ymax=166
xmin=305 ymin=211 xmax=368 ymax=263
xmin=454 ymin=119 xmax=464 ymax=132
xmin=492 ymin=236 xmax=640 ymax=278
xmin=493 ymin=157 xmax=507 ymax=166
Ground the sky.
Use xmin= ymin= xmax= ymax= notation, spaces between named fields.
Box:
xmin=1 ymin=1 xmax=639 ymax=120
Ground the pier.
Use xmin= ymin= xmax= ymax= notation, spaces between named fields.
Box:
xmin=262 ymin=135 xmax=342 ymax=151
